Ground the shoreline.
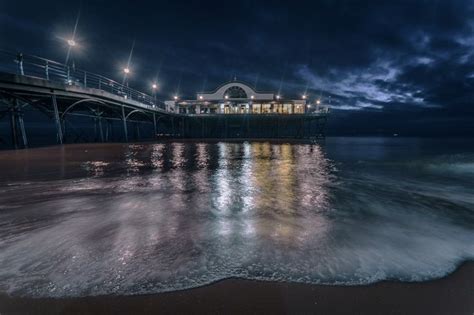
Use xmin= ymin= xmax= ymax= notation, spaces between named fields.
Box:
xmin=0 ymin=138 xmax=324 ymax=151
xmin=2 ymin=136 xmax=474 ymax=152
xmin=1 ymin=262 xmax=473 ymax=314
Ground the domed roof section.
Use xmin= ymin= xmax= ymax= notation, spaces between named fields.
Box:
xmin=199 ymin=80 xmax=274 ymax=101
xmin=224 ymin=86 xmax=247 ymax=99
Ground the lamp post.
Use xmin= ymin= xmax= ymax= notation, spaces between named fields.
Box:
xmin=123 ymin=67 xmax=130 ymax=87
xmin=152 ymin=83 xmax=158 ymax=105
xmin=66 ymin=38 xmax=77 ymax=66
xmin=64 ymin=38 xmax=77 ymax=84
xmin=68 ymin=39 xmax=76 ymax=67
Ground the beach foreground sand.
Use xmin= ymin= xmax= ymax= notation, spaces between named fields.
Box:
xmin=0 ymin=262 xmax=472 ymax=314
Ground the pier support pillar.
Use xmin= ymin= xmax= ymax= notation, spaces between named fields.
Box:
xmin=135 ymin=122 xmax=140 ymax=140
xmin=18 ymin=114 xmax=28 ymax=148
xmin=98 ymin=117 xmax=104 ymax=142
xmin=224 ymin=118 xmax=228 ymax=138
xmin=8 ymin=99 xmax=29 ymax=149
xmin=153 ymin=113 xmax=157 ymax=137
xmin=276 ymin=116 xmax=280 ymax=138
xmin=201 ymin=117 xmax=205 ymax=138
xmin=9 ymin=106 xmax=18 ymax=149
xmin=122 ymin=106 xmax=128 ymax=142
xmin=16 ymin=100 xmax=28 ymax=148
xmin=51 ymin=94 xmax=63 ymax=144
xmin=105 ymin=120 xmax=109 ymax=142
xmin=93 ymin=118 xmax=97 ymax=142
xmin=246 ymin=115 xmax=250 ymax=138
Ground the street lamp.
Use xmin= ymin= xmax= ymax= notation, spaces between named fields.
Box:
xmin=199 ymin=95 xmax=203 ymax=100
xmin=225 ymin=95 xmax=229 ymax=99
xmin=122 ymin=68 xmax=131 ymax=87
xmin=67 ymin=39 xmax=76 ymax=47
xmin=316 ymin=99 xmax=321 ymax=105
xmin=65 ymin=38 xmax=77 ymax=69
xmin=302 ymin=94 xmax=307 ymax=100
xmin=174 ymin=95 xmax=179 ymax=100
xmin=276 ymin=95 xmax=281 ymax=100
xmin=151 ymin=83 xmax=158 ymax=106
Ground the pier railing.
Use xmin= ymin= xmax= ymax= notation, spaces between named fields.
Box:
xmin=0 ymin=50 xmax=163 ymax=110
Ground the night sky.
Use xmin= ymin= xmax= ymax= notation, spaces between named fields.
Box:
xmin=1 ymin=0 xmax=473 ymax=136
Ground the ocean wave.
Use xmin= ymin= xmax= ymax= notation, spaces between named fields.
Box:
xmin=0 ymin=141 xmax=473 ymax=298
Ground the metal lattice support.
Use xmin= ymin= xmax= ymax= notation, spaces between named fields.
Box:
xmin=122 ymin=106 xmax=128 ymax=142
xmin=51 ymin=94 xmax=63 ymax=144
xmin=15 ymin=99 xmax=28 ymax=148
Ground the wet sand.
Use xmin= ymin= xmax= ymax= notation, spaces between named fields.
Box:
xmin=0 ymin=262 xmax=472 ymax=315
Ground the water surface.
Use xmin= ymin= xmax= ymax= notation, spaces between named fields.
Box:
xmin=0 ymin=138 xmax=473 ymax=297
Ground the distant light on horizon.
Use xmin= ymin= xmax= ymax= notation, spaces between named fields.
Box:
xmin=152 ymin=83 xmax=157 ymax=89
xmin=250 ymin=95 xmax=254 ymax=99
xmin=276 ymin=95 xmax=281 ymax=99
xmin=123 ymin=68 xmax=130 ymax=74
xmin=225 ymin=95 xmax=229 ymax=99
xmin=316 ymin=99 xmax=321 ymax=105
xmin=199 ymin=95 xmax=203 ymax=100
xmin=302 ymin=95 xmax=307 ymax=99
xmin=174 ymin=95 xmax=179 ymax=100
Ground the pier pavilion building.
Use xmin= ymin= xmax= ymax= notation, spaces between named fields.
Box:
xmin=165 ymin=80 xmax=318 ymax=115
xmin=163 ymin=80 xmax=328 ymax=139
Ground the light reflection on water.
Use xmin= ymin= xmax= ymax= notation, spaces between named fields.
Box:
xmin=0 ymin=139 xmax=473 ymax=297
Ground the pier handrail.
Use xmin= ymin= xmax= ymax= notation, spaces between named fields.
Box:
xmin=0 ymin=49 xmax=165 ymax=110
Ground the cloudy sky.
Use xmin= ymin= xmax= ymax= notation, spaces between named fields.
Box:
xmin=1 ymin=0 xmax=473 ymax=135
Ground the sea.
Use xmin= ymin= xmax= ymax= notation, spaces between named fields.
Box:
xmin=0 ymin=137 xmax=473 ymax=297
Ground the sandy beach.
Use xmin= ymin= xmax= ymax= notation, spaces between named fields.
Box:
xmin=0 ymin=262 xmax=472 ymax=314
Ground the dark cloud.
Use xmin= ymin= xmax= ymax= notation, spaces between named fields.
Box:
xmin=1 ymin=0 xmax=473 ymax=135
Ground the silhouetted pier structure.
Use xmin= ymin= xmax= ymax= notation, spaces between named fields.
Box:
xmin=0 ymin=50 xmax=328 ymax=149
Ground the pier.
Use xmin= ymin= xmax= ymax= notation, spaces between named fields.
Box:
xmin=0 ymin=50 xmax=328 ymax=149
